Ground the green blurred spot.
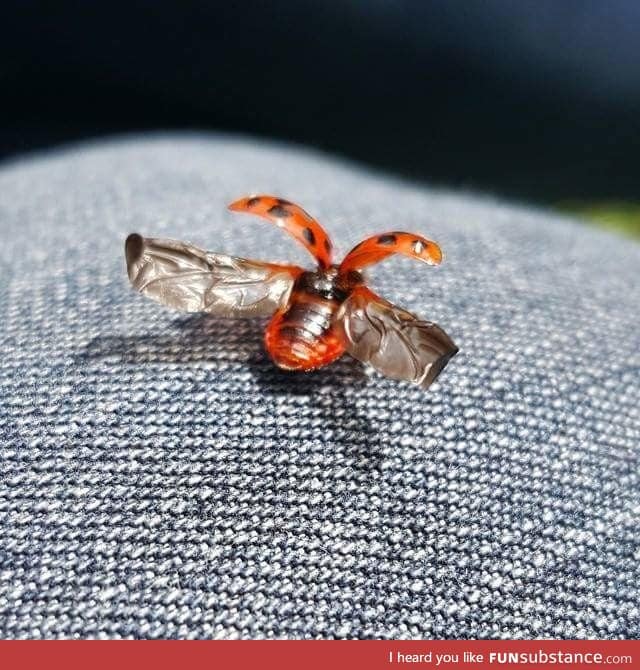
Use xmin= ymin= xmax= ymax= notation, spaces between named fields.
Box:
xmin=559 ymin=201 xmax=640 ymax=239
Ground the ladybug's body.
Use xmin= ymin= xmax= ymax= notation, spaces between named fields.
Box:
xmin=265 ymin=266 xmax=363 ymax=370
xmin=125 ymin=195 xmax=458 ymax=389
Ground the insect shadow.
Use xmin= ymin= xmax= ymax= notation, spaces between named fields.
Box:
xmin=80 ymin=314 xmax=366 ymax=381
xmin=79 ymin=314 xmax=383 ymax=452
xmin=80 ymin=313 xmax=261 ymax=365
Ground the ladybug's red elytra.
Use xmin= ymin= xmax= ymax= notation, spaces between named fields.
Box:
xmin=125 ymin=195 xmax=458 ymax=388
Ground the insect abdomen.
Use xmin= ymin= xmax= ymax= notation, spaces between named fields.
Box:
xmin=264 ymin=290 xmax=345 ymax=371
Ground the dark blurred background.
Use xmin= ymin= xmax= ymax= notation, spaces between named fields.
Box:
xmin=2 ymin=1 xmax=640 ymax=227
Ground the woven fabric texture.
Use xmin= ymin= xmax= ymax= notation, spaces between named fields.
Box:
xmin=0 ymin=135 xmax=639 ymax=639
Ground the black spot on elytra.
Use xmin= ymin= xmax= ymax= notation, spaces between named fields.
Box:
xmin=277 ymin=198 xmax=293 ymax=206
xmin=377 ymin=234 xmax=397 ymax=246
xmin=324 ymin=238 xmax=332 ymax=253
xmin=268 ymin=204 xmax=291 ymax=218
xmin=303 ymin=227 xmax=316 ymax=245
xmin=246 ymin=197 xmax=261 ymax=207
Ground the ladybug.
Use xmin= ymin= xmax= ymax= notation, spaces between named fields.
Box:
xmin=125 ymin=195 xmax=458 ymax=388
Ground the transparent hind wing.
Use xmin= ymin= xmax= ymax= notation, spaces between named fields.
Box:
xmin=336 ymin=286 xmax=458 ymax=388
xmin=125 ymin=234 xmax=302 ymax=317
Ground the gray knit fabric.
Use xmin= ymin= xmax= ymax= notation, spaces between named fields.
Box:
xmin=0 ymin=134 xmax=639 ymax=639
